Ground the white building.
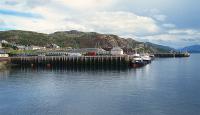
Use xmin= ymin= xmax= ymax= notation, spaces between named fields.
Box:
xmin=1 ymin=40 xmax=8 ymax=44
xmin=46 ymin=51 xmax=68 ymax=56
xmin=96 ymin=48 xmax=109 ymax=55
xmin=0 ymin=53 xmax=9 ymax=57
xmin=0 ymin=50 xmax=9 ymax=57
xmin=52 ymin=44 xmax=60 ymax=49
xmin=25 ymin=46 xmax=46 ymax=50
xmin=16 ymin=45 xmax=26 ymax=50
xmin=45 ymin=51 xmax=82 ymax=57
xmin=46 ymin=44 xmax=60 ymax=49
xmin=111 ymin=47 xmax=123 ymax=55
xmin=67 ymin=53 xmax=82 ymax=57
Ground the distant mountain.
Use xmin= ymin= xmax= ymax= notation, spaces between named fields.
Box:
xmin=179 ymin=45 xmax=200 ymax=53
xmin=145 ymin=42 xmax=177 ymax=53
xmin=0 ymin=30 xmax=175 ymax=53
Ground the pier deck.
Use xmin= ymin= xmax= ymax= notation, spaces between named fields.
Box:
xmin=10 ymin=56 xmax=131 ymax=69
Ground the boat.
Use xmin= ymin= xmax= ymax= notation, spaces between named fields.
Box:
xmin=131 ymin=53 xmax=145 ymax=68
xmin=141 ymin=53 xmax=152 ymax=64
xmin=150 ymin=54 xmax=155 ymax=59
xmin=0 ymin=51 xmax=9 ymax=62
xmin=184 ymin=52 xmax=190 ymax=57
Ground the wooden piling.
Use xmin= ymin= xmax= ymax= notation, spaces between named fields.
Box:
xmin=10 ymin=56 xmax=131 ymax=69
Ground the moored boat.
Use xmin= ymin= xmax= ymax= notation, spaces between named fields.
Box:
xmin=141 ymin=54 xmax=152 ymax=64
xmin=0 ymin=52 xmax=9 ymax=62
xmin=131 ymin=53 xmax=145 ymax=68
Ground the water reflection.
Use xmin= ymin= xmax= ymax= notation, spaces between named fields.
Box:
xmin=1 ymin=54 xmax=200 ymax=115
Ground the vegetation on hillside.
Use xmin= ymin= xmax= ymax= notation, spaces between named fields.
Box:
xmin=0 ymin=30 xmax=175 ymax=53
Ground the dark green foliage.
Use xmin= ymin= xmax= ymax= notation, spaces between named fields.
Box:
xmin=0 ymin=30 xmax=174 ymax=53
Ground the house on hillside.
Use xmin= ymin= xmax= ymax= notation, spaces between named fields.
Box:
xmin=16 ymin=45 xmax=26 ymax=50
xmin=46 ymin=44 xmax=60 ymax=49
xmin=1 ymin=40 xmax=8 ymax=44
xmin=25 ymin=46 xmax=46 ymax=50
xmin=0 ymin=40 xmax=8 ymax=48
xmin=52 ymin=44 xmax=60 ymax=49
xmin=111 ymin=47 xmax=123 ymax=55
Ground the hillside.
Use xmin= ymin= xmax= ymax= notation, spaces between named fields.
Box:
xmin=0 ymin=30 xmax=175 ymax=53
xmin=145 ymin=42 xmax=177 ymax=53
xmin=179 ymin=45 xmax=200 ymax=53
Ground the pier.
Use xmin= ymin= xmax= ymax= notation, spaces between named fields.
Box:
xmin=10 ymin=56 xmax=131 ymax=69
xmin=154 ymin=53 xmax=190 ymax=58
xmin=7 ymin=53 xmax=190 ymax=70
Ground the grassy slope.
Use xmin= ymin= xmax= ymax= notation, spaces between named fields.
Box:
xmin=0 ymin=30 xmax=175 ymax=53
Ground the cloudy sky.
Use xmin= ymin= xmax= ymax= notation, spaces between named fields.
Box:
xmin=0 ymin=0 xmax=199 ymax=48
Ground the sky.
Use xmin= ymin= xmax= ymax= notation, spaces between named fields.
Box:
xmin=0 ymin=0 xmax=200 ymax=48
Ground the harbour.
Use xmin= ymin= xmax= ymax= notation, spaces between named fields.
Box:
xmin=0 ymin=0 xmax=199 ymax=114
xmin=7 ymin=52 xmax=189 ymax=69
xmin=0 ymin=39 xmax=190 ymax=69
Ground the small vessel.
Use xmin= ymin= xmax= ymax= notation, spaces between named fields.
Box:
xmin=141 ymin=53 xmax=152 ymax=64
xmin=184 ymin=52 xmax=190 ymax=57
xmin=150 ymin=54 xmax=155 ymax=59
xmin=0 ymin=51 xmax=9 ymax=62
xmin=131 ymin=53 xmax=145 ymax=68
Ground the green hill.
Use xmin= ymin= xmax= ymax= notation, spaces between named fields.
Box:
xmin=0 ymin=30 xmax=175 ymax=53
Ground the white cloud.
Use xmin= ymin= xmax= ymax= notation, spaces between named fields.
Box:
xmin=0 ymin=18 xmax=11 ymax=30
xmin=162 ymin=23 xmax=176 ymax=28
xmin=85 ymin=11 xmax=160 ymax=35
xmin=0 ymin=0 xmax=200 ymax=48
xmin=0 ymin=19 xmax=5 ymax=25
xmin=143 ymin=34 xmax=177 ymax=42
xmin=168 ymin=29 xmax=198 ymax=35
xmin=0 ymin=4 xmax=161 ymax=35
xmin=0 ymin=14 xmax=88 ymax=33
xmin=59 ymin=0 xmax=116 ymax=10
xmin=0 ymin=0 xmax=164 ymax=35
xmin=142 ymin=29 xmax=200 ymax=48
xmin=153 ymin=14 xmax=167 ymax=22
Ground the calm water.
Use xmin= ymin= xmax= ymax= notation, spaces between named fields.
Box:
xmin=0 ymin=54 xmax=200 ymax=115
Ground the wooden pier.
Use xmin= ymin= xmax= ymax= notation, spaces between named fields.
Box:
xmin=8 ymin=53 xmax=190 ymax=70
xmin=10 ymin=56 xmax=131 ymax=69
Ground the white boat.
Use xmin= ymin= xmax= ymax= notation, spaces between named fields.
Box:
xmin=141 ymin=54 xmax=152 ymax=64
xmin=131 ymin=53 xmax=145 ymax=68
xmin=0 ymin=52 xmax=9 ymax=62
xmin=150 ymin=54 xmax=155 ymax=59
